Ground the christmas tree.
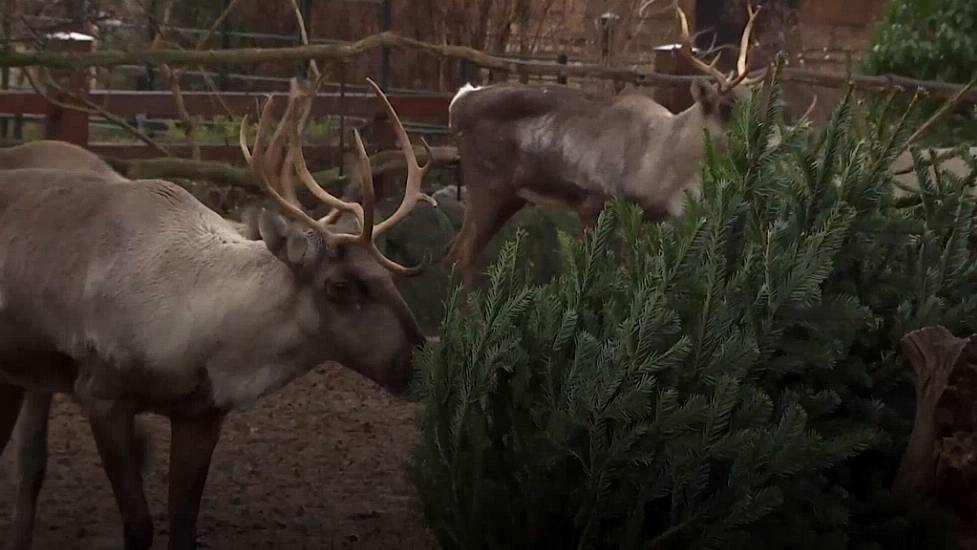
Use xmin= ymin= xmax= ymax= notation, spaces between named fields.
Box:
xmin=409 ymin=60 xmax=977 ymax=550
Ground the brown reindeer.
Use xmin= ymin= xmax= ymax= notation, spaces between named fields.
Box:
xmin=444 ymin=4 xmax=762 ymax=287
xmin=0 ymin=77 xmax=431 ymax=550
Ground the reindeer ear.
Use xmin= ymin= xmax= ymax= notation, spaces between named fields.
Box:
xmin=691 ymin=79 xmax=721 ymax=113
xmin=240 ymin=205 xmax=263 ymax=240
xmin=258 ymin=209 xmax=313 ymax=267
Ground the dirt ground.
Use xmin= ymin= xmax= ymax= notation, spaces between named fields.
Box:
xmin=0 ymin=362 xmax=437 ymax=550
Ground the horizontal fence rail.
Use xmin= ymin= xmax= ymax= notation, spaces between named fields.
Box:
xmin=0 ymin=90 xmax=451 ymax=122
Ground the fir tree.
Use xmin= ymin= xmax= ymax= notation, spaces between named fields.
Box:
xmin=409 ymin=59 xmax=977 ymax=550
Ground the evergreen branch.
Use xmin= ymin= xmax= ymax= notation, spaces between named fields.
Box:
xmin=646 ymin=517 xmax=701 ymax=549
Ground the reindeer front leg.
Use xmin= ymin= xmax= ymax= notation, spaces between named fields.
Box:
xmin=576 ymin=193 xmax=609 ymax=231
xmin=166 ymin=411 xmax=224 ymax=550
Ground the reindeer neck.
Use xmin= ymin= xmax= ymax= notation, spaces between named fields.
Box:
xmin=615 ymin=102 xmax=715 ymax=217
xmin=180 ymin=238 xmax=333 ymax=410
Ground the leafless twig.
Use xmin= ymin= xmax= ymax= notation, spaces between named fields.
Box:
xmin=22 ymin=67 xmax=171 ymax=156
xmin=151 ymin=0 xmax=200 ymax=160
xmin=287 ymin=0 xmax=320 ymax=81
xmin=902 ymin=76 xmax=977 ymax=150
xmin=194 ymin=0 xmax=244 ymax=50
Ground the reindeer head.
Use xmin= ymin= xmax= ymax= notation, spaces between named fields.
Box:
xmin=676 ymin=3 xmax=763 ymax=150
xmin=240 ymin=77 xmax=436 ymax=393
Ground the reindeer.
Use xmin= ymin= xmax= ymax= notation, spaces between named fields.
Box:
xmin=444 ymin=5 xmax=762 ymax=287
xmin=0 ymin=139 xmax=264 ymax=237
xmin=0 ymin=139 xmax=126 ymax=178
xmin=0 ymin=138 xmax=146 ymax=550
xmin=0 ymin=76 xmax=433 ymax=550
xmin=0 ymin=134 xmax=282 ymax=549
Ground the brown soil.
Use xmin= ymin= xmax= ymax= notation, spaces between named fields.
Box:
xmin=0 ymin=363 xmax=437 ymax=550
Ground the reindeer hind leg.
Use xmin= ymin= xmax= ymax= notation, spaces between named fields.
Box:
xmin=10 ymin=391 xmax=53 ymax=550
xmin=0 ymin=383 xmax=25 ymax=454
xmin=447 ymin=191 xmax=526 ymax=289
xmin=88 ymin=401 xmax=154 ymax=550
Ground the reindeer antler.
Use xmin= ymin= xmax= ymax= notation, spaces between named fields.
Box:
xmin=363 ymin=78 xmax=437 ymax=238
xmin=241 ymin=76 xmax=431 ymax=276
xmin=240 ymin=87 xmax=321 ymax=232
xmin=675 ymin=7 xmax=729 ymax=85
xmin=676 ymin=2 xmax=763 ymax=93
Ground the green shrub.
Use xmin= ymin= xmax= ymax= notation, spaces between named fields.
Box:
xmin=408 ymin=62 xmax=977 ymax=549
xmin=864 ymin=0 xmax=977 ymax=146
xmin=865 ymin=0 xmax=977 ymax=84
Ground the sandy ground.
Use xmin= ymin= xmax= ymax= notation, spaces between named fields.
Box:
xmin=0 ymin=363 xmax=437 ymax=549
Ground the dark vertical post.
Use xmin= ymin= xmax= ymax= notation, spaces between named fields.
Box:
xmin=143 ymin=0 xmax=157 ymax=90
xmin=460 ymin=59 xmax=472 ymax=84
xmin=338 ymin=64 xmax=347 ymax=177
xmin=301 ymin=0 xmax=311 ymax=32
xmin=219 ymin=0 xmax=230 ymax=90
xmin=371 ymin=110 xmax=396 ymax=200
xmin=379 ymin=0 xmax=392 ymax=89
xmin=0 ymin=68 xmax=7 ymax=140
xmin=296 ymin=0 xmax=312 ymax=76
xmin=1 ymin=0 xmax=9 ymax=139
xmin=598 ymin=12 xmax=619 ymax=94
xmin=65 ymin=0 xmax=87 ymax=30
xmin=45 ymin=34 xmax=93 ymax=146
xmin=557 ymin=53 xmax=567 ymax=85
xmin=599 ymin=15 xmax=611 ymax=65
xmin=652 ymin=45 xmax=692 ymax=113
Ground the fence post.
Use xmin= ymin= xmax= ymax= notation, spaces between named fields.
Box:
xmin=0 ymin=6 xmax=9 ymax=139
xmin=338 ymin=63 xmax=347 ymax=177
xmin=143 ymin=0 xmax=157 ymax=90
xmin=652 ymin=44 xmax=697 ymax=113
xmin=2 ymin=0 xmax=22 ymax=142
xmin=598 ymin=12 xmax=620 ymax=94
xmin=296 ymin=0 xmax=312 ymax=76
xmin=219 ymin=0 xmax=230 ymax=90
xmin=460 ymin=59 xmax=472 ymax=84
xmin=371 ymin=107 xmax=397 ymax=200
xmin=44 ymin=33 xmax=94 ymax=146
xmin=379 ymin=0 xmax=392 ymax=89
xmin=557 ymin=53 xmax=568 ymax=85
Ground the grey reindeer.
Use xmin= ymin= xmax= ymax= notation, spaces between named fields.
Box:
xmin=0 ymin=76 xmax=434 ymax=550
xmin=0 ymin=138 xmax=264 ymax=236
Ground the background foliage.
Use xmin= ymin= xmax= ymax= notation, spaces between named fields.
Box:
xmin=864 ymin=0 xmax=977 ymax=145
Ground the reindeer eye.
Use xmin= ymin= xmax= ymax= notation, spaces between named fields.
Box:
xmin=326 ymin=280 xmax=350 ymax=301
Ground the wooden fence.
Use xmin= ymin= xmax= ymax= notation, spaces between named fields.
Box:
xmin=0 ymin=87 xmax=451 ymax=159
xmin=0 ymin=35 xmax=453 ymax=167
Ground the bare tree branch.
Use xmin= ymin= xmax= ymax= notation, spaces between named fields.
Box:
xmin=189 ymin=67 xmax=235 ymax=117
xmin=903 ymin=76 xmax=977 ymax=150
xmin=22 ymin=67 xmax=172 ymax=156
xmin=150 ymin=0 xmax=200 ymax=160
xmin=194 ymin=0 xmax=244 ymax=50
xmin=0 ymin=32 xmax=975 ymax=102
xmin=113 ymin=145 xmax=459 ymax=194
xmin=286 ymin=0 xmax=320 ymax=81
